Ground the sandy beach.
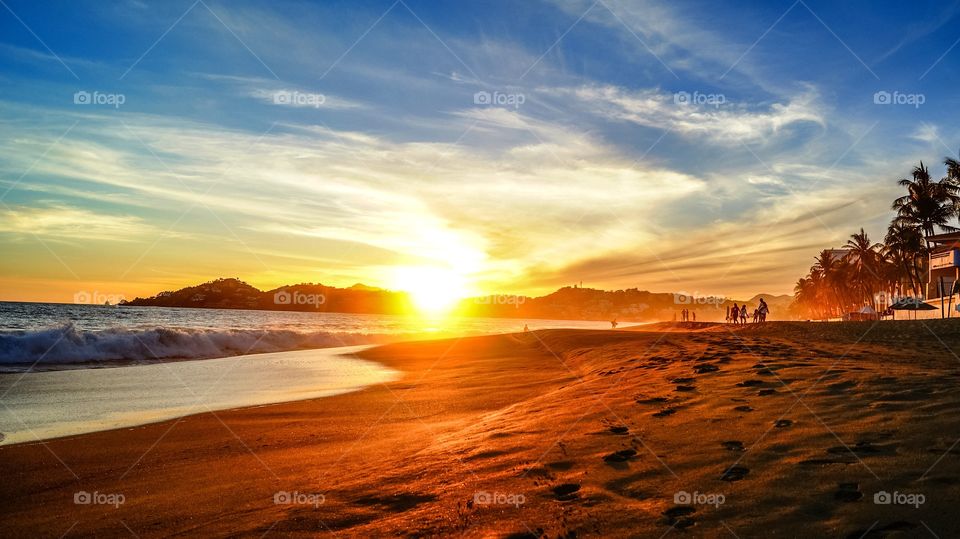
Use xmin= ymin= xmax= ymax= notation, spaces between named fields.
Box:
xmin=4 ymin=321 xmax=960 ymax=537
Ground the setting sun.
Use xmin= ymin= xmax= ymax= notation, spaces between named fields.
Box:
xmin=391 ymin=266 xmax=472 ymax=314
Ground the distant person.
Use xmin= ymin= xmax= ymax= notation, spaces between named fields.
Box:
xmin=752 ymin=308 xmax=759 ymax=323
xmin=740 ymin=306 xmax=748 ymax=324
xmin=725 ymin=305 xmax=731 ymax=323
xmin=611 ymin=319 xmax=618 ymax=329
xmin=523 ymin=324 xmax=529 ymax=332
xmin=758 ymin=298 xmax=769 ymax=323
xmin=730 ymin=304 xmax=740 ymax=325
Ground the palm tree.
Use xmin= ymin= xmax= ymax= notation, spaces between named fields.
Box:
xmin=812 ymin=249 xmax=851 ymax=316
xmin=891 ymin=161 xmax=960 ymax=239
xmin=884 ymin=220 xmax=925 ymax=296
xmin=792 ymin=273 xmax=827 ymax=319
xmin=845 ymin=228 xmax=883 ymax=307
xmin=945 ymin=152 xmax=960 ymax=183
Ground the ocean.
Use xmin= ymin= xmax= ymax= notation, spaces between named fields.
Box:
xmin=0 ymin=302 xmax=610 ymax=444
xmin=0 ymin=302 xmax=610 ymax=370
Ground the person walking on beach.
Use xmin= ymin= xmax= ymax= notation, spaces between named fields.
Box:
xmin=752 ymin=308 xmax=759 ymax=324
xmin=740 ymin=306 xmax=748 ymax=324
xmin=758 ymin=298 xmax=769 ymax=323
xmin=730 ymin=304 xmax=740 ymax=325
xmin=692 ymin=311 xmax=696 ymax=322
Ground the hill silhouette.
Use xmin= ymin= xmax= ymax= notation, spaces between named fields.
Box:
xmin=122 ymin=278 xmax=791 ymax=322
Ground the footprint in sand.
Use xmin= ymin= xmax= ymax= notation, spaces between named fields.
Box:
xmin=636 ymin=396 xmax=669 ymax=405
xmin=774 ymin=419 xmax=793 ymax=428
xmin=721 ymin=440 xmax=746 ymax=452
xmin=753 ymin=363 xmax=779 ymax=376
xmin=720 ymin=465 xmax=749 ymax=481
xmin=737 ymin=379 xmax=765 ymax=387
xmin=675 ymin=385 xmax=696 ymax=392
xmin=671 ymin=377 xmax=696 ymax=384
xmin=608 ymin=425 xmax=629 ymax=435
xmin=826 ymin=380 xmax=858 ymax=393
xmin=845 ymin=521 xmax=917 ymax=539
xmin=652 ymin=408 xmax=677 ymax=418
xmin=733 ymin=405 xmax=754 ymax=412
xmin=694 ymin=363 xmax=719 ymax=374
xmin=504 ymin=532 xmax=540 ymax=539
xmin=552 ymin=483 xmax=581 ymax=501
xmin=603 ymin=449 xmax=638 ymax=463
xmin=834 ymin=482 xmax=862 ymax=502
xmin=661 ymin=506 xmax=696 ymax=529
xmin=758 ymin=389 xmax=777 ymax=396
xmin=826 ymin=441 xmax=895 ymax=457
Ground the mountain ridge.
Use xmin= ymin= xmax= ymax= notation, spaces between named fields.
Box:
xmin=121 ymin=277 xmax=792 ymax=321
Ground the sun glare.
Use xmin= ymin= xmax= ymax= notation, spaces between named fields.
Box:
xmin=392 ymin=266 xmax=470 ymax=314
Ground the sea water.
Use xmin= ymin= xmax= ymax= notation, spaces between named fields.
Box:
xmin=0 ymin=302 xmax=609 ymax=369
xmin=0 ymin=303 xmax=609 ymax=444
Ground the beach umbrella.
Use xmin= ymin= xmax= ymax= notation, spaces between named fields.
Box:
xmin=890 ymin=299 xmax=937 ymax=320
xmin=890 ymin=299 xmax=936 ymax=310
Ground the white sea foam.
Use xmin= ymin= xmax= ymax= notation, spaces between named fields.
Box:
xmin=0 ymin=322 xmax=395 ymax=366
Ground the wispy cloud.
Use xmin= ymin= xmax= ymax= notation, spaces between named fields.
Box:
xmin=0 ymin=205 xmax=158 ymax=242
xmin=547 ymin=84 xmax=824 ymax=144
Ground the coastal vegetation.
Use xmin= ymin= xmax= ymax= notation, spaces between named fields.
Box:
xmin=791 ymin=155 xmax=960 ymax=318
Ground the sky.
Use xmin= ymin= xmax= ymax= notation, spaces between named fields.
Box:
xmin=2 ymin=0 xmax=960 ymax=303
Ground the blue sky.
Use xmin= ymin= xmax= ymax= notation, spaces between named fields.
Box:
xmin=2 ymin=0 xmax=960 ymax=302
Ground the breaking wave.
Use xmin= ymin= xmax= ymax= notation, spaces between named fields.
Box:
xmin=0 ymin=323 xmax=398 ymax=366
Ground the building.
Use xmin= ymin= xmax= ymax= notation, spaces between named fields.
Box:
xmin=927 ymin=231 xmax=960 ymax=300
xmin=824 ymin=248 xmax=853 ymax=262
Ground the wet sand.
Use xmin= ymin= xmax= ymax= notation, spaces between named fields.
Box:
xmin=0 ymin=346 xmax=398 ymax=445
xmin=3 ymin=321 xmax=960 ymax=537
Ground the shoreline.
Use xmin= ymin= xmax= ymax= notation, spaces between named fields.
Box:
xmin=0 ymin=345 xmax=399 ymax=446
xmin=0 ymin=308 xmax=615 ymax=371
xmin=4 ymin=322 xmax=960 ymax=536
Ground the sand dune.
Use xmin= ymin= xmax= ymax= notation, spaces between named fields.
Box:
xmin=3 ymin=321 xmax=960 ymax=537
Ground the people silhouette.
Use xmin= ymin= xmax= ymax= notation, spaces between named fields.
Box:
xmin=730 ymin=304 xmax=740 ymax=325
xmin=758 ymin=298 xmax=769 ymax=323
